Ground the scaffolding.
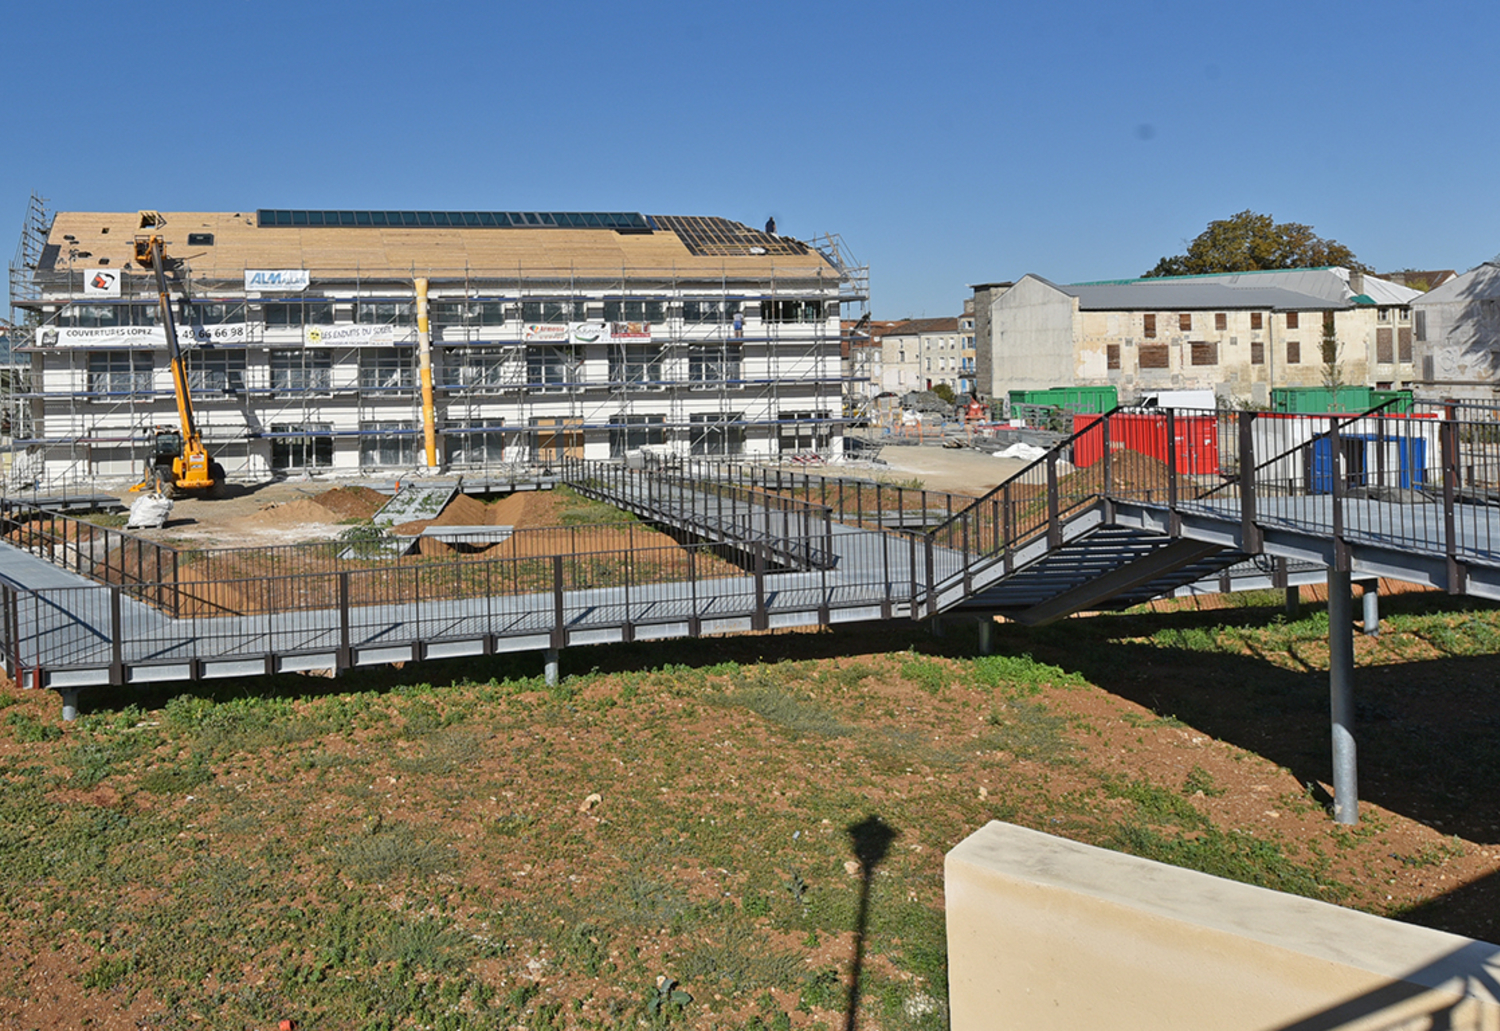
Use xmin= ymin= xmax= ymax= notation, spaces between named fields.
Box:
xmin=7 ymin=212 xmax=870 ymax=494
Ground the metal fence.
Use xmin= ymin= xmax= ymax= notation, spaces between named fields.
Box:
xmin=921 ymin=402 xmax=1500 ymax=608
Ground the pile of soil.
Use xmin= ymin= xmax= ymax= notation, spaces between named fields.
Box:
xmin=239 ymin=498 xmax=342 ymax=528
xmin=314 ymin=486 xmax=386 ymax=521
xmin=390 ymin=491 xmax=555 ymax=536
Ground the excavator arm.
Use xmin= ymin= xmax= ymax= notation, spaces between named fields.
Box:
xmin=132 ymin=223 xmax=221 ymax=495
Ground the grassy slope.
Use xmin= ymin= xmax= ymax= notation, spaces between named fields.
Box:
xmin=0 ymin=590 xmax=1496 ymax=1029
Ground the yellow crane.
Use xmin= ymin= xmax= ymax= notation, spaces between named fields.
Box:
xmin=130 ymin=215 xmax=224 ymax=496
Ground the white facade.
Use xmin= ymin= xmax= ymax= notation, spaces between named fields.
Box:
xmin=877 ymin=317 xmax=962 ymax=395
xmin=13 ymin=210 xmax=850 ymax=490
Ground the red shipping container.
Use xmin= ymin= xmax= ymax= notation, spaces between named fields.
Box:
xmin=1072 ymin=413 xmax=1219 ymax=476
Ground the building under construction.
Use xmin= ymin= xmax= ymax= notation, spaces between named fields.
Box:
xmin=6 ymin=199 xmax=867 ymax=491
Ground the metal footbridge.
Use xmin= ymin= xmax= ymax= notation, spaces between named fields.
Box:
xmin=2 ymin=401 xmax=1498 ymax=822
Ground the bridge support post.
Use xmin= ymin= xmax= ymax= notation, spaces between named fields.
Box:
xmin=1328 ymin=568 xmax=1358 ymax=825
xmin=543 ymin=649 xmax=560 ymax=687
xmin=58 ymin=689 xmax=79 ymax=722
xmin=976 ymin=617 xmax=992 ymax=655
xmin=1360 ymin=579 xmax=1380 ymax=636
xmin=1284 ymin=585 xmax=1300 ymax=616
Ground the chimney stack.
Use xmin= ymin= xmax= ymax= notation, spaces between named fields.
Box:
xmin=1348 ymin=270 xmax=1365 ymax=295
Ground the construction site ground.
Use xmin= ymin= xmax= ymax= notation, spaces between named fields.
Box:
xmin=96 ymin=441 xmax=1028 ymax=551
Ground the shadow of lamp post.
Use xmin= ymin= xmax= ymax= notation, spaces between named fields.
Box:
xmin=844 ymin=814 xmax=898 ymax=1031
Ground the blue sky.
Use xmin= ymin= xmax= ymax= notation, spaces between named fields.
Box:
xmin=4 ymin=0 xmax=1497 ymax=320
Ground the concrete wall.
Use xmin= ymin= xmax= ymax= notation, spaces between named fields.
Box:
xmin=1411 ymin=263 xmax=1500 ymax=402
xmin=947 ymin=822 xmax=1500 ymax=1031
xmin=971 ymin=283 xmax=1013 ymax=402
xmin=989 ymin=277 xmax=1079 ymax=397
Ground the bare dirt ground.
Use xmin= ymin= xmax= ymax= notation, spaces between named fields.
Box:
xmin=849 ymin=442 xmax=1030 ymax=495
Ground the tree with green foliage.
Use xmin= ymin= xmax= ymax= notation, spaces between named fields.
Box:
xmin=931 ymin=382 xmax=956 ymax=405
xmin=1143 ymin=211 xmax=1371 ymax=278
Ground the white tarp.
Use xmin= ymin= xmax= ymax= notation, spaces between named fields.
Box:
xmin=996 ymin=442 xmax=1049 ymax=461
xmin=125 ymin=493 xmax=173 ymax=530
xmin=304 ymin=325 xmax=394 ymax=346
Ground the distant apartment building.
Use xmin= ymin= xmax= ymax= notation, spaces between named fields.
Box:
xmin=959 ymin=299 xmax=976 ymax=396
xmin=968 ymin=281 xmax=1014 ymax=403
xmin=842 ymin=317 xmax=892 ymax=403
xmin=878 ymin=317 xmax=963 ymax=394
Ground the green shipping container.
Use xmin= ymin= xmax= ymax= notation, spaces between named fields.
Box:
xmin=1370 ymin=389 xmax=1414 ymax=413
xmin=1007 ymin=386 xmax=1118 ymax=414
xmin=1270 ymin=387 xmax=1375 ymax=414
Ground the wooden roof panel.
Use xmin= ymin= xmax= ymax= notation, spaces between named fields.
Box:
xmin=44 ymin=210 xmax=835 ymax=280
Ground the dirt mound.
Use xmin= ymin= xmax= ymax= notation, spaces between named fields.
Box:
xmin=434 ymin=493 xmax=494 ymax=526
xmin=508 ymin=490 xmax=568 ymax=529
xmin=390 ymin=491 xmax=550 ymax=536
xmin=315 ymin=486 xmax=386 ymax=521
xmin=240 ymin=498 xmax=342 ymax=528
xmin=487 ymin=491 xmax=531 ymax=525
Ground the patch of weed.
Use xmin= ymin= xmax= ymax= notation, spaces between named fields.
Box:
xmin=711 ymin=683 xmax=852 ymax=739
xmin=333 ymin=823 xmax=453 ymax=882
xmin=898 ymin=657 xmax=950 ymax=696
xmin=138 ymin=753 xmax=213 ymax=794
xmin=1108 ymin=823 xmax=1343 ymax=901
xmin=983 ymin=699 xmax=1071 ymax=761
xmin=5 ymin=710 xmax=62 ymax=743
xmin=1103 ymin=775 xmax=1209 ymax=829
xmin=1182 ymin=765 xmax=1225 ymax=797
xmin=971 ymin=652 xmax=1086 ymax=693
xmin=1396 ymin=837 xmax=1466 ymax=868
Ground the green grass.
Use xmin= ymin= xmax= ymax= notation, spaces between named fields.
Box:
xmin=552 ymin=485 xmax=640 ymax=526
xmin=2 ymin=594 xmax=1497 ymax=1026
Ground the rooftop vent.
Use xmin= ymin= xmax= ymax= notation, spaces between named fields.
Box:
xmin=187 ymin=232 xmax=214 ymax=246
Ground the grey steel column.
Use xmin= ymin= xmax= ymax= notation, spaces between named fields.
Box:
xmin=1285 ymin=585 xmax=1300 ymax=616
xmin=1361 ymin=579 xmax=1380 ymax=635
xmin=544 ymin=648 xmax=560 ymax=687
xmin=976 ymin=617 xmax=992 ymax=655
xmin=1328 ymin=568 xmax=1358 ymax=824
xmin=59 ymin=689 xmax=79 ymax=722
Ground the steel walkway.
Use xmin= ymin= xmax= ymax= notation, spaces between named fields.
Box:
xmin=3 ymin=405 xmax=1498 ymax=748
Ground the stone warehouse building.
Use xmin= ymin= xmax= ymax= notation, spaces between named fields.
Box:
xmin=8 ymin=203 xmax=865 ymax=490
xmin=980 ymin=268 xmax=1421 ymax=407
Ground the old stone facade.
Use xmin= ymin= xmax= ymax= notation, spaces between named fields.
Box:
xmin=982 ymin=269 xmax=1421 ymax=406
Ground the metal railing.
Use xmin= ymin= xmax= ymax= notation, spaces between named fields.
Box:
xmin=562 ymin=457 xmax=842 ymax=570
xmin=918 ymin=401 xmax=1500 ymax=610
xmin=0 ymin=502 xmax=182 ymax=612
xmin=0 ymin=524 xmax=916 ymax=681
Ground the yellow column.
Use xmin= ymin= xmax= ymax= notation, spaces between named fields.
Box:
xmin=416 ymin=277 xmax=437 ymax=468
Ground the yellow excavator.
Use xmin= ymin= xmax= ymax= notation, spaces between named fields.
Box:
xmin=130 ymin=215 xmax=224 ymax=497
